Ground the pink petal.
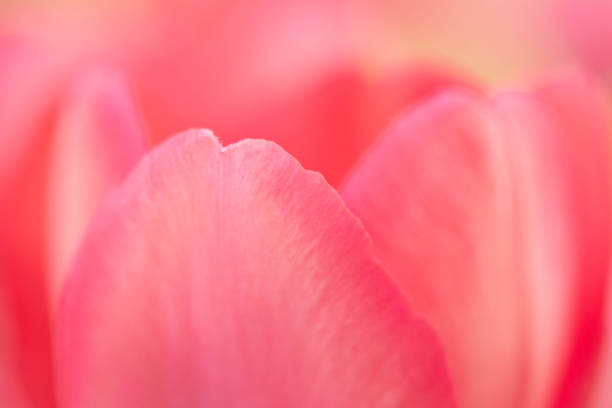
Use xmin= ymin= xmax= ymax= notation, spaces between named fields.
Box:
xmin=342 ymin=91 xmax=526 ymax=407
xmin=0 ymin=36 xmax=63 ymax=408
xmin=0 ymin=36 xmax=62 ymax=266
xmin=0 ymin=295 xmax=36 ymax=408
xmin=47 ymin=67 xmax=148 ymax=309
xmin=0 ymin=45 xmax=146 ymax=407
xmin=341 ymin=72 xmax=611 ymax=407
xmin=56 ymin=130 xmax=456 ymax=407
xmin=587 ymin=270 xmax=612 ymax=408
xmin=554 ymin=0 xmax=612 ymax=74
xmin=494 ymin=71 xmax=612 ymax=407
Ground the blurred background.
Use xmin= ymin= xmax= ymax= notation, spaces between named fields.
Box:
xmin=2 ymin=0 xmax=610 ymax=187
xmin=3 ymin=0 xmax=612 ymax=201
xmin=0 ymin=0 xmax=604 ymax=82
xmin=3 ymin=0 xmax=610 ymax=242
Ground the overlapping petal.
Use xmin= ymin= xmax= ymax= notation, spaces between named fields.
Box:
xmin=341 ymin=71 xmax=612 ymax=407
xmin=46 ymin=67 xmax=148 ymax=308
xmin=0 ymin=42 xmax=148 ymax=406
xmin=494 ymin=73 xmax=612 ymax=407
xmin=587 ymin=267 xmax=612 ymax=408
xmin=342 ymin=91 xmax=526 ymax=407
xmin=0 ymin=36 xmax=64 ymax=408
xmin=56 ymin=130 xmax=456 ymax=407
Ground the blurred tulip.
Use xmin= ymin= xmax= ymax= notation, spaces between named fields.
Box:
xmin=342 ymin=70 xmax=612 ymax=407
xmin=0 ymin=1 xmax=466 ymax=406
xmin=2 ymin=1 xmax=612 ymax=407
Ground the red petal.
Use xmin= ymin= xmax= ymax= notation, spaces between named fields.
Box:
xmin=0 ymin=45 xmax=146 ymax=406
xmin=587 ymin=272 xmax=612 ymax=408
xmin=0 ymin=36 xmax=63 ymax=408
xmin=0 ymin=36 xmax=62 ymax=267
xmin=341 ymin=72 xmax=612 ymax=407
xmin=46 ymin=67 xmax=148 ymax=309
xmin=56 ymin=130 xmax=456 ymax=407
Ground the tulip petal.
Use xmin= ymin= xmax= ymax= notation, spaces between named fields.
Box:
xmin=0 ymin=36 xmax=62 ymax=408
xmin=494 ymin=72 xmax=612 ymax=407
xmin=47 ymin=67 xmax=148 ymax=309
xmin=0 ymin=36 xmax=59 ymax=187
xmin=56 ymin=130 xmax=456 ymax=407
xmin=342 ymin=91 xmax=526 ymax=407
xmin=341 ymin=72 xmax=612 ymax=407
xmin=587 ymin=271 xmax=612 ymax=408
xmin=0 ymin=36 xmax=61 ymax=274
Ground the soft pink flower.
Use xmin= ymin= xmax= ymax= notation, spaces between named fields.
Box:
xmin=2 ymin=1 xmax=612 ymax=408
xmin=0 ymin=2 xmax=466 ymax=407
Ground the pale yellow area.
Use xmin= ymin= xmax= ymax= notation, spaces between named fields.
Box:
xmin=347 ymin=0 xmax=574 ymax=83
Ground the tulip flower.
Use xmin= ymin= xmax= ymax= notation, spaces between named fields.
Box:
xmin=3 ymin=1 xmax=612 ymax=407
xmin=48 ymin=70 xmax=612 ymax=408
xmin=0 ymin=2 xmax=466 ymax=406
